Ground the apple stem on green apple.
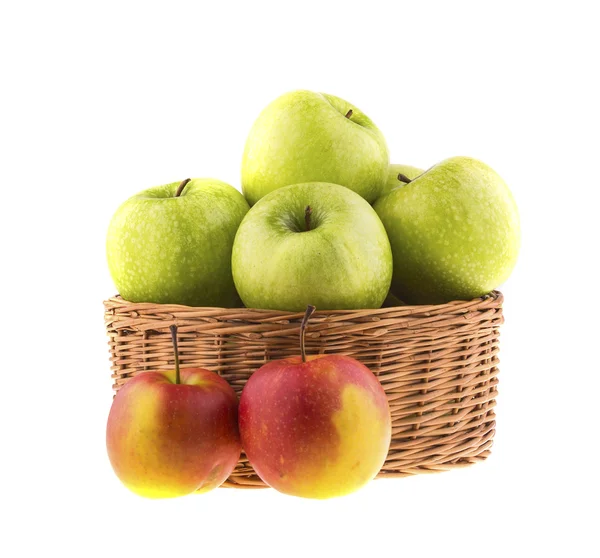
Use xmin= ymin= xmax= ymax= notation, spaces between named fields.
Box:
xmin=175 ymin=178 xmax=191 ymax=197
xmin=397 ymin=173 xmax=412 ymax=184
xmin=300 ymin=305 xmax=317 ymax=363
xmin=169 ymin=325 xmax=181 ymax=384
xmin=345 ymin=109 xmax=353 ymax=119
xmin=305 ymin=205 xmax=313 ymax=231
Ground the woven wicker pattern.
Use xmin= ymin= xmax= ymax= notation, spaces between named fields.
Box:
xmin=104 ymin=291 xmax=503 ymax=488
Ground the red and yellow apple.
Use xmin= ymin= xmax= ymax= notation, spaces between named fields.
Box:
xmin=106 ymin=327 xmax=241 ymax=498
xmin=239 ymin=307 xmax=391 ymax=499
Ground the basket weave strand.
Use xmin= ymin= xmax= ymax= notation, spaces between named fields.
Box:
xmin=104 ymin=291 xmax=503 ymax=488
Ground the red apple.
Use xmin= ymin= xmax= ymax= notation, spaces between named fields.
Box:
xmin=239 ymin=306 xmax=391 ymax=499
xmin=106 ymin=326 xmax=241 ymax=498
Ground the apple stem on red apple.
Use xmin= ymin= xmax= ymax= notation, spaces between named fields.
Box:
xmin=175 ymin=178 xmax=191 ymax=197
xmin=397 ymin=173 xmax=412 ymax=184
xmin=169 ymin=325 xmax=181 ymax=384
xmin=300 ymin=305 xmax=316 ymax=363
xmin=305 ymin=205 xmax=313 ymax=231
xmin=345 ymin=109 xmax=353 ymax=119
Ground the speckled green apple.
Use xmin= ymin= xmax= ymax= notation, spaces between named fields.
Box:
xmin=379 ymin=164 xmax=425 ymax=198
xmin=106 ymin=178 xmax=249 ymax=307
xmin=374 ymin=156 xmax=520 ymax=304
xmin=232 ymin=182 xmax=393 ymax=311
xmin=241 ymin=90 xmax=389 ymax=205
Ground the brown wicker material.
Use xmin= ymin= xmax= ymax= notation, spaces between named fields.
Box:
xmin=104 ymin=291 xmax=503 ymax=488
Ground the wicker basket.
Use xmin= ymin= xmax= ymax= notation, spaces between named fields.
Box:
xmin=104 ymin=291 xmax=503 ymax=488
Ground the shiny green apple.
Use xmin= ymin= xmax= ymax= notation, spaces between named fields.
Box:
xmin=106 ymin=178 xmax=249 ymax=306
xmin=241 ymin=90 xmax=389 ymax=205
xmin=374 ymin=156 xmax=520 ymax=304
xmin=232 ymin=182 xmax=392 ymax=311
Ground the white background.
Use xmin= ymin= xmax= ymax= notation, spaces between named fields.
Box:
xmin=1 ymin=1 xmax=598 ymax=557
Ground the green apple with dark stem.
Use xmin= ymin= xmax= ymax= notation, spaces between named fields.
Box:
xmin=106 ymin=178 xmax=249 ymax=307
xmin=374 ymin=156 xmax=520 ymax=304
xmin=379 ymin=164 xmax=425 ymax=198
xmin=241 ymin=90 xmax=390 ymax=205
xmin=232 ymin=182 xmax=393 ymax=311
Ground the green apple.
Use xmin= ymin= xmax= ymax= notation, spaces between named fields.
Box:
xmin=106 ymin=178 xmax=249 ymax=307
xmin=232 ymin=182 xmax=393 ymax=311
xmin=241 ymin=90 xmax=389 ymax=205
xmin=374 ymin=156 xmax=520 ymax=304
xmin=379 ymin=164 xmax=425 ymax=197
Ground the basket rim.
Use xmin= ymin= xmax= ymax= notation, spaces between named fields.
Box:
xmin=103 ymin=290 xmax=503 ymax=318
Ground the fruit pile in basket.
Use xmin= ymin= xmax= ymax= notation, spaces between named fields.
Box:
xmin=105 ymin=90 xmax=520 ymax=499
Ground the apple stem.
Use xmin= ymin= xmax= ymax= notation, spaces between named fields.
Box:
xmin=170 ymin=325 xmax=181 ymax=384
xmin=175 ymin=178 xmax=191 ymax=197
xmin=300 ymin=305 xmax=316 ymax=363
xmin=345 ymin=109 xmax=353 ymax=119
xmin=305 ymin=205 xmax=313 ymax=231
xmin=397 ymin=173 xmax=412 ymax=184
